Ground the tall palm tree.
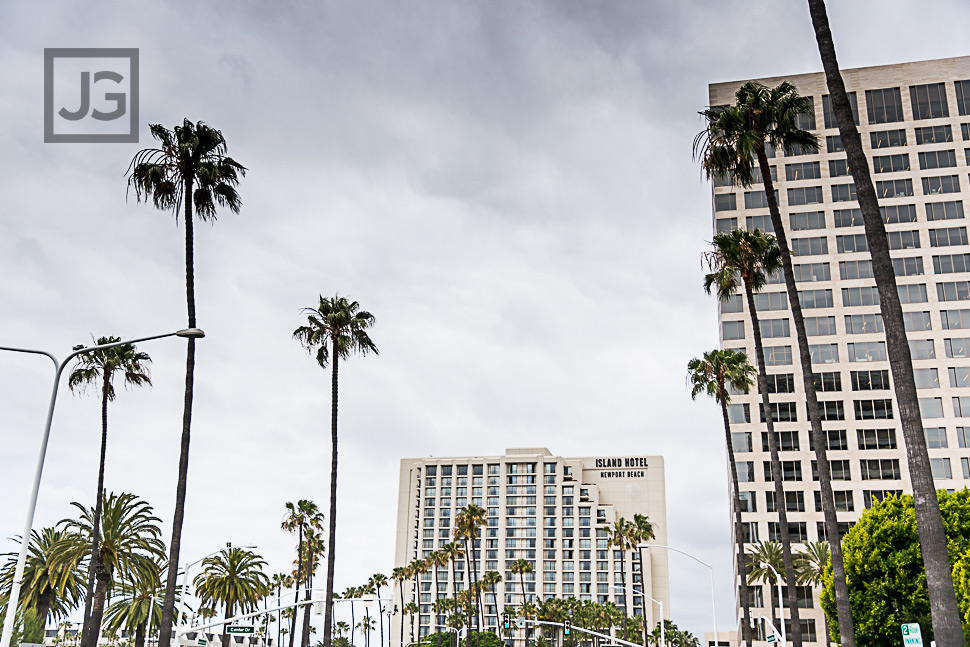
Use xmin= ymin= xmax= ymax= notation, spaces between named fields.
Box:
xmin=480 ymin=571 xmax=502 ymax=635
xmin=746 ymin=542 xmax=786 ymax=640
xmin=356 ymin=615 xmax=376 ymax=647
xmin=429 ymin=551 xmax=449 ymax=647
xmin=271 ymin=573 xmax=290 ymax=647
xmin=454 ymin=505 xmax=487 ymax=636
xmin=368 ymin=574 xmax=388 ymax=647
xmin=440 ymin=544 xmax=463 ymax=633
xmin=68 ymin=336 xmax=152 ymax=646
xmin=703 ymin=228 xmax=802 ymax=647
xmin=695 ymin=80 xmax=853 ymax=647
xmin=794 ymin=541 xmax=831 ymax=646
xmin=341 ymin=587 xmax=358 ymax=647
xmin=688 ymin=349 xmax=755 ymax=647
xmin=298 ymin=530 xmax=326 ymax=647
xmin=52 ymin=493 xmax=166 ymax=646
xmin=0 ymin=529 xmax=84 ymax=642
xmin=128 ymin=119 xmax=246 ymax=647
xmin=402 ymin=602 xmax=418 ymax=645
xmin=509 ymin=559 xmax=532 ymax=642
xmin=193 ymin=547 xmax=270 ymax=647
xmin=282 ymin=500 xmax=325 ymax=647
xmin=805 ymin=5 xmax=964 ymax=644
xmin=293 ymin=295 xmax=379 ymax=647
xmin=391 ymin=567 xmax=408 ymax=647
xmin=605 ymin=518 xmax=635 ymax=634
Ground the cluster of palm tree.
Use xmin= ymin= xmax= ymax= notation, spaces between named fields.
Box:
xmin=688 ymin=4 xmax=966 ymax=645
xmin=334 ymin=574 xmax=392 ymax=647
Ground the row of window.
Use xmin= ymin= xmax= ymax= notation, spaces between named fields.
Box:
xmin=726 ymin=398 xmax=897 ymax=423
xmin=715 ymin=175 xmax=968 ymax=212
xmin=717 ymin=202 xmax=968 ymax=236
xmin=732 ymin=426 xmax=968 ymax=453
xmin=725 ymin=314 xmax=970 ymax=345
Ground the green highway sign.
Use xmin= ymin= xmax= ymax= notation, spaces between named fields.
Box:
xmin=198 ymin=640 xmax=207 ymax=645
xmin=901 ymin=623 xmax=923 ymax=647
xmin=766 ymin=636 xmax=777 ymax=644
xmin=226 ymin=627 xmax=255 ymax=635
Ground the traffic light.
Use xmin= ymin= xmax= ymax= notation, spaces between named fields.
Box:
xmin=563 ymin=620 xmax=571 ymax=636
xmin=503 ymin=613 xmax=510 ymax=630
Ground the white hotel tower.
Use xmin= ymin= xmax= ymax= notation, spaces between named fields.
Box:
xmin=391 ymin=448 xmax=668 ymax=645
xmin=709 ymin=56 xmax=970 ymax=644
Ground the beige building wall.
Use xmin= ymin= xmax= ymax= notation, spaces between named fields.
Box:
xmin=709 ymin=56 xmax=970 ymax=645
xmin=391 ymin=448 xmax=668 ymax=647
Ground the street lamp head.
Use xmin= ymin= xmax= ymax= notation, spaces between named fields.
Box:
xmin=177 ymin=328 xmax=206 ymax=339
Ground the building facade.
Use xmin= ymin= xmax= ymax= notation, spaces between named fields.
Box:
xmin=709 ymin=56 xmax=970 ymax=644
xmin=392 ymin=448 xmax=668 ymax=645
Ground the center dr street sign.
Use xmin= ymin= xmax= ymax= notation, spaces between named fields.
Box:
xmin=226 ymin=627 xmax=255 ymax=635
xmin=901 ymin=623 xmax=923 ymax=647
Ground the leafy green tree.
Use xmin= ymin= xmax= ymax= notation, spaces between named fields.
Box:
xmin=819 ymin=490 xmax=970 ymax=646
xmin=128 ymin=119 xmax=246 ymax=647
xmin=687 ymin=349 xmax=755 ymax=647
xmin=703 ymin=227 xmax=802 ymax=647
xmin=193 ymin=547 xmax=270 ymax=647
xmin=647 ymin=619 xmax=700 ymax=647
xmin=293 ymin=295 xmax=378 ymax=647
xmin=695 ymin=79 xmax=852 ymax=647
xmin=460 ymin=631 xmax=502 ymax=647
xmin=747 ymin=541 xmax=785 ymax=636
xmin=68 ymin=336 xmax=152 ymax=646
xmin=0 ymin=529 xmax=84 ymax=642
xmin=52 ymin=493 xmax=165 ymax=647
xmin=805 ymin=5 xmax=964 ymax=645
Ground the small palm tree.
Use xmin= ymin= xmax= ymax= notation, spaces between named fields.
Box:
xmin=193 ymin=547 xmax=270 ymax=647
xmin=51 ymin=493 xmax=166 ymax=646
xmin=68 ymin=336 xmax=151 ymax=644
xmin=480 ymin=571 xmax=502 ymax=634
xmin=402 ymin=602 xmax=418 ymax=645
xmin=128 ymin=119 xmax=246 ymax=647
xmin=746 ymin=541 xmax=786 ymax=638
xmin=794 ymin=541 xmax=832 ymax=646
xmin=390 ymin=567 xmax=408 ymax=647
xmin=0 ymin=528 xmax=84 ymax=642
xmin=368 ymin=574 xmax=388 ymax=647
xmin=688 ymin=348 xmax=755 ymax=647
xmin=293 ymin=295 xmax=378 ymax=647
xmin=102 ymin=561 xmax=184 ymax=647
xmin=454 ymin=505 xmax=487 ymax=634
xmin=509 ymin=559 xmax=532 ymax=641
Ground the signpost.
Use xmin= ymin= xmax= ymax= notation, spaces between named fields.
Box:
xmin=901 ymin=623 xmax=923 ymax=647
xmin=226 ymin=627 xmax=255 ymax=635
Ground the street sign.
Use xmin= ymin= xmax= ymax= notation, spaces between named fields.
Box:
xmin=198 ymin=640 xmax=207 ymax=645
xmin=902 ymin=623 xmax=923 ymax=647
xmin=766 ymin=636 xmax=777 ymax=644
xmin=226 ymin=627 xmax=255 ymax=635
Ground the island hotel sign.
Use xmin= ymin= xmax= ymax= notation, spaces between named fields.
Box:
xmin=592 ymin=456 xmax=650 ymax=479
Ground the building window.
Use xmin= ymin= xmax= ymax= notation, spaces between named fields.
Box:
xmin=721 ymin=295 xmax=743 ymax=314
xmin=722 ymin=320 xmax=745 ymax=340
xmin=832 ymin=183 xmax=857 ymax=203
xmin=860 ymin=458 xmax=901 ymax=480
xmin=760 ymin=402 xmax=798 ymax=423
xmin=823 ymin=92 xmax=858 ymax=128
xmin=851 ymin=369 xmax=890 ymax=390
xmin=760 ymin=318 xmax=790 ymax=338
xmin=866 ymin=87 xmax=904 ymax=124
xmin=768 ymin=522 xmax=808 ymax=542
xmin=798 ymin=289 xmax=834 ymax=309
xmin=810 ymin=343 xmax=839 ymax=364
xmin=910 ymin=339 xmax=936 ymax=359
xmin=920 ymin=150 xmax=958 ymax=170
xmin=746 ymin=215 xmax=774 ymax=233
xmin=946 ymin=338 xmax=970 ymax=358
xmin=903 ymin=312 xmax=932 ymax=331
xmin=872 ymin=153 xmax=910 ymax=173
xmin=714 ymin=193 xmax=736 ymax=211
xmin=932 ymin=458 xmax=953 ymax=480
xmin=794 ymin=263 xmax=831 ymax=282
xmin=899 ymin=283 xmax=928 ymax=304
xmin=956 ymin=80 xmax=970 ymax=116
xmin=834 ymin=208 xmax=863 ymax=228
xmin=813 ymin=372 xmax=842 ymax=392
xmin=943 ymin=310 xmax=970 ymax=330
xmin=883 ymin=204 xmax=919 ymax=224
xmin=925 ymin=427 xmax=948 ymax=448
xmin=754 ymin=292 xmax=787 ymax=311
xmin=954 ymin=397 xmax=970 ymax=417
xmin=788 ymin=186 xmax=824 ymax=206
xmin=819 ymin=401 xmax=845 ymax=421
xmin=915 ymin=368 xmax=941 ymax=389
xmin=786 ymin=162 xmax=821 ymax=181
xmin=805 ymin=316 xmax=837 ymax=336
xmin=744 ymin=190 xmax=778 ymax=209
xmin=888 ymin=230 xmax=921 ymax=250
xmin=839 ymin=259 xmax=873 ymax=279
xmin=921 ymin=397 xmax=945 ymax=418
xmin=858 ymin=428 xmax=897 ymax=450
xmin=837 ymin=233 xmax=868 ymax=253
xmin=737 ymin=492 xmax=756 ymax=512
xmin=923 ymin=176 xmax=961 ymax=195
xmin=761 ymin=431 xmax=800 ymax=452
xmin=927 ymin=201 xmax=965 ymax=222
xmin=870 ymin=128 xmax=906 ymax=148
xmin=845 ymin=313 xmax=883 ymax=334
xmin=854 ymin=399 xmax=894 ymax=420
xmin=790 ymin=210 xmax=825 ymax=230
xmin=829 ymin=159 xmax=851 ymax=177
xmin=827 ymin=135 xmax=844 ymax=153
xmin=732 ymin=432 xmax=753 ymax=453
xmin=910 ymin=83 xmax=949 ymax=120
xmin=864 ymin=490 xmax=903 ymax=508
xmin=843 ymin=286 xmax=880 ymax=307
xmin=876 ymin=179 xmax=914 ymax=198
xmin=728 ymin=403 xmax=750 ymax=424
xmin=915 ymin=124 xmax=953 ymax=145
xmin=930 ymin=227 xmax=969 ymax=247
xmin=939 ymin=281 xmax=970 ymax=302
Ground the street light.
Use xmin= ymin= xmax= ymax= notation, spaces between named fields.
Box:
xmin=0 ymin=328 xmax=205 ymax=647
xmin=757 ymin=561 xmax=786 ymax=647
xmin=178 ymin=543 xmax=257 ymax=632
xmin=640 ymin=543 xmax=717 ymax=640
xmin=751 ymin=614 xmax=785 ymax=647
xmin=611 ymin=585 xmax=663 ymax=647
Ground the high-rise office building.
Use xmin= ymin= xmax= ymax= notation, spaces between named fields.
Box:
xmin=709 ymin=55 xmax=970 ymax=644
xmin=391 ymin=448 xmax=668 ymax=646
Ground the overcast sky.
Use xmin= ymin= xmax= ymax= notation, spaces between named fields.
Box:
xmin=2 ymin=0 xmax=970 ymax=640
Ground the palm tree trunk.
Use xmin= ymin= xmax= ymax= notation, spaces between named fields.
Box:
xmin=398 ymin=580 xmax=405 ymax=647
xmin=159 ymin=175 xmax=198 ymax=647
xmin=463 ymin=542 xmax=473 ymax=635
xmin=741 ymin=276 xmax=802 ymax=647
xmin=33 ymin=590 xmax=53 ymax=644
xmin=490 ymin=591 xmax=499 ymax=637
xmin=323 ymin=345 xmax=339 ymax=647
xmin=222 ymin=602 xmax=235 ymax=647
xmin=301 ymin=578 xmax=313 ymax=647
xmin=755 ymin=146 xmax=855 ymax=647
xmin=87 ymin=564 xmax=112 ymax=647
xmin=519 ymin=573 xmax=526 ymax=644
xmin=434 ymin=565 xmax=442 ymax=647
xmin=291 ymin=524 xmax=303 ymax=647
xmin=80 ymin=374 xmax=112 ymax=647
xmin=350 ymin=602 xmax=355 ymax=647
xmin=719 ymin=399 xmax=753 ymax=647
xmin=135 ymin=618 xmax=146 ymax=647
xmin=376 ymin=583 xmax=385 ymax=647
xmin=804 ymin=4 xmax=964 ymax=645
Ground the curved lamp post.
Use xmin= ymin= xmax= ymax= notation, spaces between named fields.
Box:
xmin=611 ymin=585 xmax=664 ymax=647
xmin=0 ymin=328 xmax=205 ymax=647
xmin=640 ymin=543 xmax=717 ymax=640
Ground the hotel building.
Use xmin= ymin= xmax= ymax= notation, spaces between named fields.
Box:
xmin=709 ymin=56 xmax=970 ymax=644
xmin=391 ymin=448 xmax=668 ymax=645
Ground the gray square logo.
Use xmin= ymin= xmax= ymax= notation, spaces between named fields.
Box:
xmin=44 ymin=48 xmax=139 ymax=143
